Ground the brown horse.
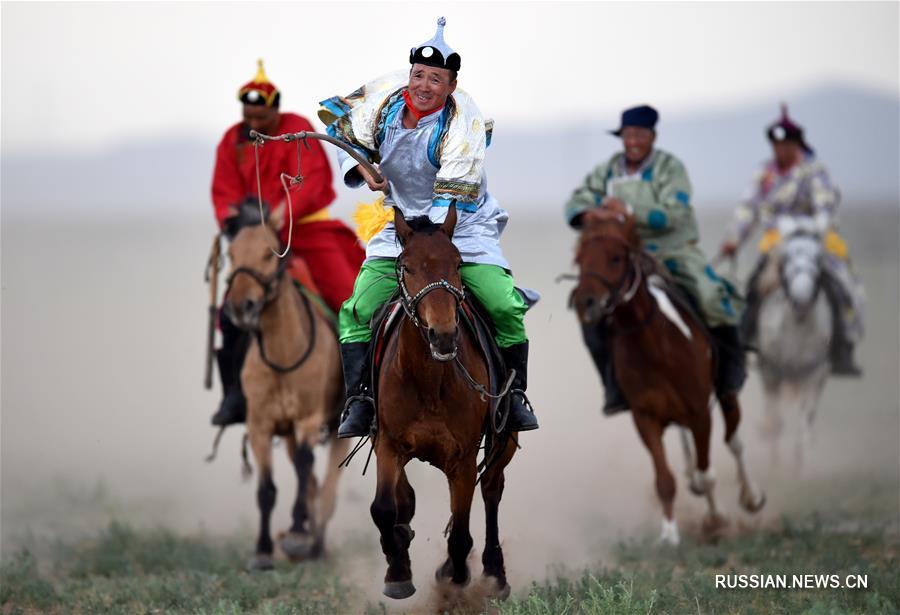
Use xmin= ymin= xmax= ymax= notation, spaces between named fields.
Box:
xmin=572 ymin=208 xmax=765 ymax=545
xmin=224 ymin=208 xmax=349 ymax=569
xmin=369 ymin=204 xmax=517 ymax=600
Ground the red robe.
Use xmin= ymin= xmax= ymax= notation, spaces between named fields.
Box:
xmin=211 ymin=112 xmax=364 ymax=313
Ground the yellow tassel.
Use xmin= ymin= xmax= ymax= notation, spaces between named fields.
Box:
xmin=824 ymin=230 xmax=849 ymax=260
xmin=254 ymin=58 xmax=269 ymax=84
xmin=758 ymin=228 xmax=781 ymax=253
xmin=352 ymin=196 xmax=393 ymax=243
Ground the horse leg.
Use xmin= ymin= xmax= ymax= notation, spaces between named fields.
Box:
xmin=795 ymin=376 xmax=824 ymax=473
xmin=719 ymin=392 xmax=766 ymax=514
xmin=688 ymin=408 xmax=727 ymax=534
xmin=371 ymin=447 xmax=415 ymax=599
xmin=679 ymin=427 xmax=704 ymax=496
xmin=395 ymin=468 xmax=416 ymax=539
xmin=761 ymin=382 xmax=783 ymax=468
xmin=279 ymin=429 xmax=319 ymax=562
xmin=480 ymin=438 xmax=516 ymax=600
xmin=248 ymin=427 xmax=277 ymax=570
xmin=311 ymin=434 xmax=350 ymax=558
xmin=632 ymin=412 xmax=679 ymax=546
xmin=436 ymin=462 xmax=476 ymax=587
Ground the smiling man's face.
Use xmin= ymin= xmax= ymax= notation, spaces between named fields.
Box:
xmin=620 ymin=126 xmax=655 ymax=167
xmin=407 ymin=63 xmax=457 ymax=112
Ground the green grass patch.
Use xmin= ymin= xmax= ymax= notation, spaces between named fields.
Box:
xmin=1 ymin=521 xmax=356 ymax=614
xmin=500 ymin=517 xmax=899 ymax=615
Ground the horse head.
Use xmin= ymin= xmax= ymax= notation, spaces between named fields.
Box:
xmin=775 ymin=216 xmax=824 ymax=317
xmin=572 ymin=207 xmax=642 ymax=325
xmin=223 ymin=203 xmax=287 ymax=331
xmin=394 ymin=203 xmax=464 ymax=361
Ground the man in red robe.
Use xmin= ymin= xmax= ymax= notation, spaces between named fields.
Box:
xmin=210 ymin=60 xmax=364 ymax=426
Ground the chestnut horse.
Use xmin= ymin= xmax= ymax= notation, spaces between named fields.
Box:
xmin=369 ymin=204 xmax=517 ymax=600
xmin=572 ymin=208 xmax=765 ymax=545
xmin=224 ymin=210 xmax=349 ymax=569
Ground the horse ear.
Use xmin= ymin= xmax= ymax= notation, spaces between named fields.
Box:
xmin=393 ymin=206 xmax=412 ymax=246
xmin=440 ymin=201 xmax=458 ymax=238
xmin=267 ymin=202 xmax=286 ymax=232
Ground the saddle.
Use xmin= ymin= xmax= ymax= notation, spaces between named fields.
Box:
xmin=638 ymin=253 xmax=719 ymax=360
xmin=367 ymin=292 xmax=509 ymax=435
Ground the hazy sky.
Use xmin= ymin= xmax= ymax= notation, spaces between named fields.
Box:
xmin=1 ymin=1 xmax=898 ymax=154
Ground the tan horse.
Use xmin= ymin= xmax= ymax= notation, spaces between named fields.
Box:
xmin=224 ymin=209 xmax=349 ymax=569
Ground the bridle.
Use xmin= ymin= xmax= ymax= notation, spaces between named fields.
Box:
xmin=396 ymin=260 xmax=466 ymax=334
xmin=226 ymin=257 xmax=289 ymax=306
xmin=225 ymin=256 xmax=317 ymax=373
xmin=574 ymin=233 xmax=645 ymax=318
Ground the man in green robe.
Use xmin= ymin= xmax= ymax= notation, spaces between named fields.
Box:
xmin=564 ymin=105 xmax=744 ymax=413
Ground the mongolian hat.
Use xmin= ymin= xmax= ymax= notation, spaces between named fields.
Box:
xmin=766 ymin=103 xmax=813 ymax=154
xmin=610 ymin=105 xmax=659 ymax=136
xmin=409 ymin=17 xmax=461 ymax=72
xmin=237 ymin=59 xmax=280 ymax=107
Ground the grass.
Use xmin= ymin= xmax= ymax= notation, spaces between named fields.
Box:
xmin=1 ymin=521 xmax=356 ymax=614
xmin=499 ymin=516 xmax=899 ymax=615
xmin=2 ymin=514 xmax=897 ymax=614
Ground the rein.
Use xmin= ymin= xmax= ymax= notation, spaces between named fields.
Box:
xmin=563 ymin=232 xmax=659 ymax=334
xmin=395 ymin=259 xmax=514 ymax=407
xmin=396 ymin=261 xmax=466 ymax=337
xmin=225 ymin=257 xmax=318 ymax=373
xmin=249 ymin=129 xmax=386 ymax=260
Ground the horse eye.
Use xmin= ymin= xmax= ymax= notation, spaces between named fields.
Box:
xmin=264 ymin=252 xmax=275 ymax=262
xmin=610 ymin=255 xmax=623 ymax=264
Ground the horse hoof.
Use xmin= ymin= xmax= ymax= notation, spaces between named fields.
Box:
xmin=247 ymin=553 xmax=274 ymax=571
xmin=280 ymin=531 xmax=319 ymax=561
xmin=383 ymin=580 xmax=416 ymax=600
xmin=741 ymin=489 xmax=767 ymax=514
xmin=435 ymin=559 xmax=470 ymax=586
xmin=702 ymin=512 xmax=729 ymax=535
xmin=484 ymin=577 xmax=511 ymax=601
xmin=658 ymin=519 xmax=680 ymax=546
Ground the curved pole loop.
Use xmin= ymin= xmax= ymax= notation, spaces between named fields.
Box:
xmin=249 ymin=129 xmax=385 ymax=184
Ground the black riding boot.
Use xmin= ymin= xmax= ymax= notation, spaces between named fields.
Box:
xmin=580 ymin=324 xmax=628 ymax=415
xmin=337 ymin=342 xmax=376 ymax=438
xmin=211 ymin=313 xmax=249 ymax=426
xmin=740 ymin=259 xmax=766 ymax=352
xmin=499 ymin=342 xmax=539 ymax=431
xmin=710 ymin=325 xmax=747 ymax=396
xmin=822 ymin=276 xmax=863 ymax=377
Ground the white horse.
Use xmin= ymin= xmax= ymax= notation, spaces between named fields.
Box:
xmin=754 ymin=216 xmax=832 ymax=469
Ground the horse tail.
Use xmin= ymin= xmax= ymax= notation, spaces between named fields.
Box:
xmin=316 ymin=434 xmax=350 ymax=528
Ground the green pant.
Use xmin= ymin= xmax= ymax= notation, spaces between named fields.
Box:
xmin=338 ymin=258 xmax=528 ymax=348
xmin=658 ymin=244 xmax=742 ymax=327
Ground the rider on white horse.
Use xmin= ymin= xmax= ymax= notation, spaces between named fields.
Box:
xmin=719 ymin=105 xmax=863 ymax=376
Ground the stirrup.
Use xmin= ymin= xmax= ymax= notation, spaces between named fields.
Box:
xmin=342 ymin=393 xmax=375 ymax=416
xmin=505 ymin=389 xmax=539 ymax=432
xmin=337 ymin=394 xmax=376 ymax=439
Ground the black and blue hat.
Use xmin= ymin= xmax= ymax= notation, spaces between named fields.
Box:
xmin=410 ymin=17 xmax=461 ymax=72
xmin=610 ymin=105 xmax=659 ymax=136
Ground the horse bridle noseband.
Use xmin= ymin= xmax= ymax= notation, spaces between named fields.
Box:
xmin=396 ymin=261 xmax=466 ymax=332
xmin=226 ymin=257 xmax=289 ymax=305
xmin=225 ymin=257 xmax=318 ymax=373
xmin=577 ymin=234 xmax=644 ymax=317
